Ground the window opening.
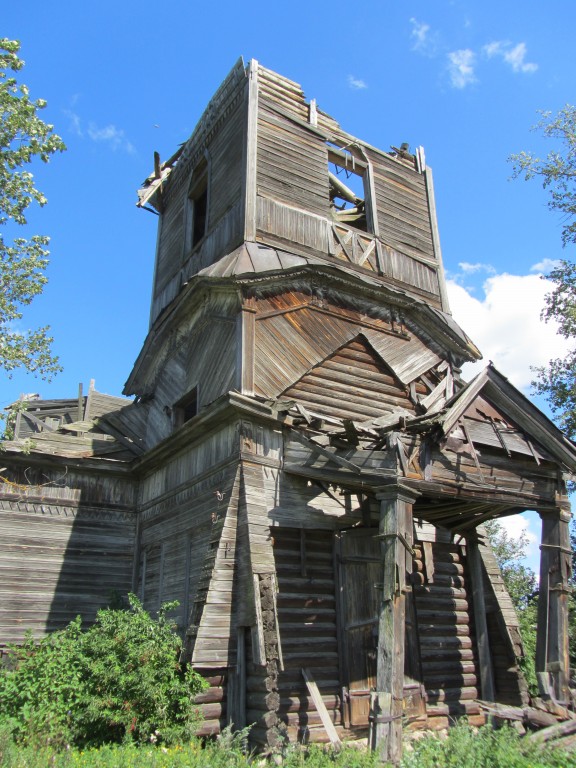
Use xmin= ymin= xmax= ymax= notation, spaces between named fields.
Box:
xmin=192 ymin=181 xmax=207 ymax=246
xmin=328 ymin=144 xmax=370 ymax=232
xmin=186 ymin=159 xmax=208 ymax=253
xmin=173 ymin=386 xmax=199 ymax=429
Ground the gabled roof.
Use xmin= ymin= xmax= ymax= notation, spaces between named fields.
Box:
xmin=409 ymin=364 xmax=576 ymax=472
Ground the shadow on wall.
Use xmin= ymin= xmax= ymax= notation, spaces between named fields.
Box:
xmin=0 ymin=460 xmax=137 ymax=646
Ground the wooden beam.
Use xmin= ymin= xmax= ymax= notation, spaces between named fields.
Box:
xmin=252 ymin=574 xmax=266 ymax=666
xmin=77 ymin=382 xmax=83 ymax=423
xmin=302 ymin=667 xmax=341 ymax=747
xmin=238 ymin=298 xmax=256 ymax=395
xmin=373 ymin=483 xmax=419 ymax=764
xmin=424 ymin=166 xmax=451 ymax=314
xmin=244 ymin=60 xmax=259 ymax=241
xmin=536 ymin=505 xmax=572 ymax=703
xmin=467 ymin=531 xmax=495 ymax=702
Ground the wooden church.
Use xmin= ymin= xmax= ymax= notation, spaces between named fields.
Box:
xmin=1 ymin=59 xmax=575 ymax=760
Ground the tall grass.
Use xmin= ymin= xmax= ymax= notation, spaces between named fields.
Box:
xmin=1 ymin=721 xmax=575 ymax=768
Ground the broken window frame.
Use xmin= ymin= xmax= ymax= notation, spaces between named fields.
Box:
xmin=327 ymin=145 xmax=373 ymax=234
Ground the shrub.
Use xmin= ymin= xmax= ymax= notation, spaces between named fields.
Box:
xmin=0 ymin=595 xmax=207 ymax=748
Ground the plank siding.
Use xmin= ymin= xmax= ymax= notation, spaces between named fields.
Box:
xmin=0 ymin=498 xmax=135 ymax=645
xmin=193 ymin=467 xmax=241 ymax=666
xmin=151 ymin=71 xmax=248 ymax=322
xmin=256 ymin=198 xmax=330 ymax=254
xmin=263 ymin=467 xmax=366 ymax=530
xmin=254 ymin=304 xmax=442 ymax=401
xmin=256 ymin=102 xmax=328 ymax=218
xmin=282 ymin=337 xmax=416 ymax=422
xmin=137 ymin=463 xmax=239 ymax=648
xmin=431 ymin=441 xmax=559 ymax=501
xmin=143 ymin=316 xmax=237 ymax=449
xmin=368 ymin=148 xmax=435 ymax=261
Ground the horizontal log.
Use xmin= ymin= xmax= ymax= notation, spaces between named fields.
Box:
xmin=195 ymin=686 xmax=225 ymax=704
xmin=246 ymin=691 xmax=281 ymax=711
xmin=424 ymin=673 xmax=478 ymax=688
xmin=195 ymin=718 xmax=223 ymax=737
xmin=425 ymin=686 xmax=478 ymax=702
xmin=426 ymin=700 xmax=481 ymax=717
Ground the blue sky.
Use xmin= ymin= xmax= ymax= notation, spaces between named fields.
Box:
xmin=3 ymin=0 xmax=576 ymax=567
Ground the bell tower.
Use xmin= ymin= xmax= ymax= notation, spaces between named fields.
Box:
xmin=126 ymin=58 xmax=478 ymax=447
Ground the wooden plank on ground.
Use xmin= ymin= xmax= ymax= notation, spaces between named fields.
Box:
xmin=301 ymin=667 xmax=341 ymax=747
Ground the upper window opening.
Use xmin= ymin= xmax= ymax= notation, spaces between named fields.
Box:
xmin=192 ymin=182 xmax=207 ymax=246
xmin=187 ymin=159 xmax=209 ymax=252
xmin=328 ymin=145 xmax=370 ymax=232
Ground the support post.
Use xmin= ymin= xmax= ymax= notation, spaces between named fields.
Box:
xmin=467 ymin=531 xmax=495 ymax=702
xmin=374 ymin=483 xmax=420 ymax=764
xmin=238 ymin=298 xmax=256 ymax=396
xmin=536 ymin=503 xmax=572 ymax=703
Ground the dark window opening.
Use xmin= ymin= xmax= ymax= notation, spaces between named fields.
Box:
xmin=173 ymin=386 xmax=198 ymax=429
xmin=328 ymin=145 xmax=370 ymax=232
xmin=186 ymin=159 xmax=209 ymax=254
xmin=192 ymin=181 xmax=208 ymax=247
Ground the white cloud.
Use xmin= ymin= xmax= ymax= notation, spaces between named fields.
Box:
xmin=447 ymin=49 xmax=476 ymax=89
xmin=457 ymin=261 xmax=496 ymax=276
xmin=410 ymin=18 xmax=430 ymax=50
xmin=483 ymin=41 xmax=505 ymax=58
xmin=483 ymin=40 xmax=538 ymax=74
xmin=447 ymin=272 xmax=568 ymax=390
xmin=347 ymin=75 xmax=368 ymax=90
xmin=497 ymin=513 xmax=539 ymax=559
xmin=409 ymin=17 xmax=440 ymax=57
xmin=87 ymin=122 xmax=135 ymax=154
xmin=504 ymin=43 xmax=538 ymax=74
xmin=530 ymin=258 xmax=560 ymax=274
xmin=62 ymin=104 xmax=135 ymax=154
xmin=64 ymin=109 xmax=83 ymax=136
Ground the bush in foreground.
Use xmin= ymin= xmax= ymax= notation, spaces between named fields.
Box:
xmin=0 ymin=595 xmax=207 ymax=748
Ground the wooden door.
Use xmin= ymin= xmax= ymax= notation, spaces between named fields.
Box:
xmin=336 ymin=528 xmax=381 ymax=726
xmin=336 ymin=527 xmax=425 ymax=728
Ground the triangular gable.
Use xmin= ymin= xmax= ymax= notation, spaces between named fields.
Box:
xmin=282 ymin=335 xmax=416 ymax=422
xmin=435 ymin=365 xmax=576 ymax=472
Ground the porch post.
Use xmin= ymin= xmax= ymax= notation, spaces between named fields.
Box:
xmin=374 ymin=483 xmax=420 ymax=764
xmin=467 ymin=530 xmax=495 ymax=702
xmin=536 ymin=500 xmax=572 ymax=703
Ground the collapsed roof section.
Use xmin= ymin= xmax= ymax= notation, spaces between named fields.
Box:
xmin=5 ymin=362 xmax=576 ymax=510
xmin=3 ymin=388 xmax=144 ymax=461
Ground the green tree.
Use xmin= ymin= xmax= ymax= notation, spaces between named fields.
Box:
xmin=510 ymin=106 xmax=576 ymax=437
xmin=511 ymin=109 xmax=576 ymax=682
xmin=484 ymin=520 xmax=538 ymax=691
xmin=0 ymin=38 xmax=64 ymax=379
